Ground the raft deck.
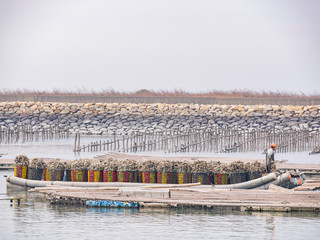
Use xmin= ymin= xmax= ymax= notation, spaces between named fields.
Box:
xmin=29 ymin=182 xmax=320 ymax=213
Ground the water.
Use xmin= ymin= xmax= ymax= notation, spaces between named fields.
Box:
xmin=0 ymin=171 xmax=319 ymax=240
xmin=0 ymin=136 xmax=107 ymax=160
xmin=0 ymin=136 xmax=319 ymax=163
xmin=1 ymin=137 xmax=319 ymax=239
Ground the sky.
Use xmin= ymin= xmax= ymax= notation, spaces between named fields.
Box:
xmin=0 ymin=0 xmax=319 ymax=94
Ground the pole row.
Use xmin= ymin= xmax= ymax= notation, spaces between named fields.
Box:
xmin=73 ymin=128 xmax=320 ymax=154
xmin=0 ymin=125 xmax=70 ymax=144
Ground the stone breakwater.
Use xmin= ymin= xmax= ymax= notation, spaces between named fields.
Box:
xmin=0 ymin=102 xmax=319 ymax=135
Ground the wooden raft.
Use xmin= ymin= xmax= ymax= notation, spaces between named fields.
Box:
xmin=30 ymin=185 xmax=320 ymax=212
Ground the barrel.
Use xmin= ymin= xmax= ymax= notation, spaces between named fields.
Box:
xmin=171 ymin=172 xmax=178 ymax=184
xmin=27 ymin=167 xmax=43 ymax=180
xmin=14 ymin=165 xmax=28 ymax=179
xmin=192 ymin=173 xmax=208 ymax=185
xmin=117 ymin=171 xmax=137 ymax=182
xmin=213 ymin=173 xmax=229 ymax=185
xmin=208 ymin=173 xmax=214 ymax=185
xmin=177 ymin=172 xmax=191 ymax=184
xmin=248 ymin=171 xmax=262 ymax=181
xmin=141 ymin=171 xmax=156 ymax=183
xmin=103 ymin=170 xmax=117 ymax=182
xmin=43 ymin=168 xmax=50 ymax=181
xmin=65 ymin=170 xmax=72 ymax=181
xmin=49 ymin=169 xmax=64 ymax=181
xmin=157 ymin=172 xmax=173 ymax=184
xmin=228 ymin=172 xmax=248 ymax=184
xmin=88 ymin=170 xmax=103 ymax=182
xmin=71 ymin=170 xmax=88 ymax=182
xmin=136 ymin=171 xmax=140 ymax=183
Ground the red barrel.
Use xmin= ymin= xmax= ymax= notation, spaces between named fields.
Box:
xmin=117 ymin=171 xmax=137 ymax=182
xmin=71 ymin=170 xmax=87 ymax=182
xmin=157 ymin=172 xmax=173 ymax=184
xmin=142 ymin=171 xmax=157 ymax=183
xmin=214 ymin=173 xmax=229 ymax=185
xmin=88 ymin=170 xmax=102 ymax=182
xmin=103 ymin=170 xmax=117 ymax=182
xmin=14 ymin=165 xmax=28 ymax=179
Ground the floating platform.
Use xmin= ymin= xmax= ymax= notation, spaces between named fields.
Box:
xmin=6 ymin=174 xmax=319 ymax=213
xmin=28 ymin=184 xmax=320 ymax=213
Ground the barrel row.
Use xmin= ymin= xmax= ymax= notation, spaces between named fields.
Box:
xmin=15 ymin=165 xmax=263 ymax=185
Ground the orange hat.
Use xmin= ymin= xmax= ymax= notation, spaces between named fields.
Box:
xmin=271 ymin=143 xmax=276 ymax=149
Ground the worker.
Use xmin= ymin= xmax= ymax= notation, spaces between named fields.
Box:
xmin=266 ymin=143 xmax=276 ymax=173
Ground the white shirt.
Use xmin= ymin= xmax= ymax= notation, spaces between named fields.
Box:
xmin=267 ymin=148 xmax=275 ymax=161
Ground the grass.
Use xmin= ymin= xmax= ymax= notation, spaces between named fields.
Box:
xmin=0 ymin=88 xmax=319 ymax=99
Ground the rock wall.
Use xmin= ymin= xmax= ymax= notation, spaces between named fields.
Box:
xmin=0 ymin=102 xmax=319 ymax=135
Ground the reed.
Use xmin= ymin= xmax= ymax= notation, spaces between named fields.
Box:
xmin=1 ymin=88 xmax=319 ymax=99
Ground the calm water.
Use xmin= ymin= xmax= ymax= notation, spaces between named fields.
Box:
xmin=0 ymin=136 xmax=319 ymax=163
xmin=1 ymin=137 xmax=320 ymax=239
xmin=0 ymin=170 xmax=319 ymax=240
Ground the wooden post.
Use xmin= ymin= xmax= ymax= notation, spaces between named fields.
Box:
xmin=122 ymin=135 xmax=125 ymax=152
xmin=74 ymin=132 xmax=78 ymax=152
xmin=77 ymin=132 xmax=81 ymax=152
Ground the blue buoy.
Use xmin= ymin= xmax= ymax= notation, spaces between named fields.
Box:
xmin=86 ymin=200 xmax=139 ymax=208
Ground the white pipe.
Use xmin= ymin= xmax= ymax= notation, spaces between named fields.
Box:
xmin=7 ymin=173 xmax=293 ymax=190
xmin=254 ymin=172 xmax=291 ymax=190
xmin=6 ymin=175 xmax=52 ymax=188
xmin=212 ymin=173 xmax=278 ymax=189
xmin=6 ymin=175 xmax=206 ymax=188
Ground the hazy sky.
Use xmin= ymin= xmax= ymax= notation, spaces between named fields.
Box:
xmin=0 ymin=0 xmax=319 ymax=94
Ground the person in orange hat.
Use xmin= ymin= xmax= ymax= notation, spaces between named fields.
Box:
xmin=266 ymin=143 xmax=276 ymax=173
